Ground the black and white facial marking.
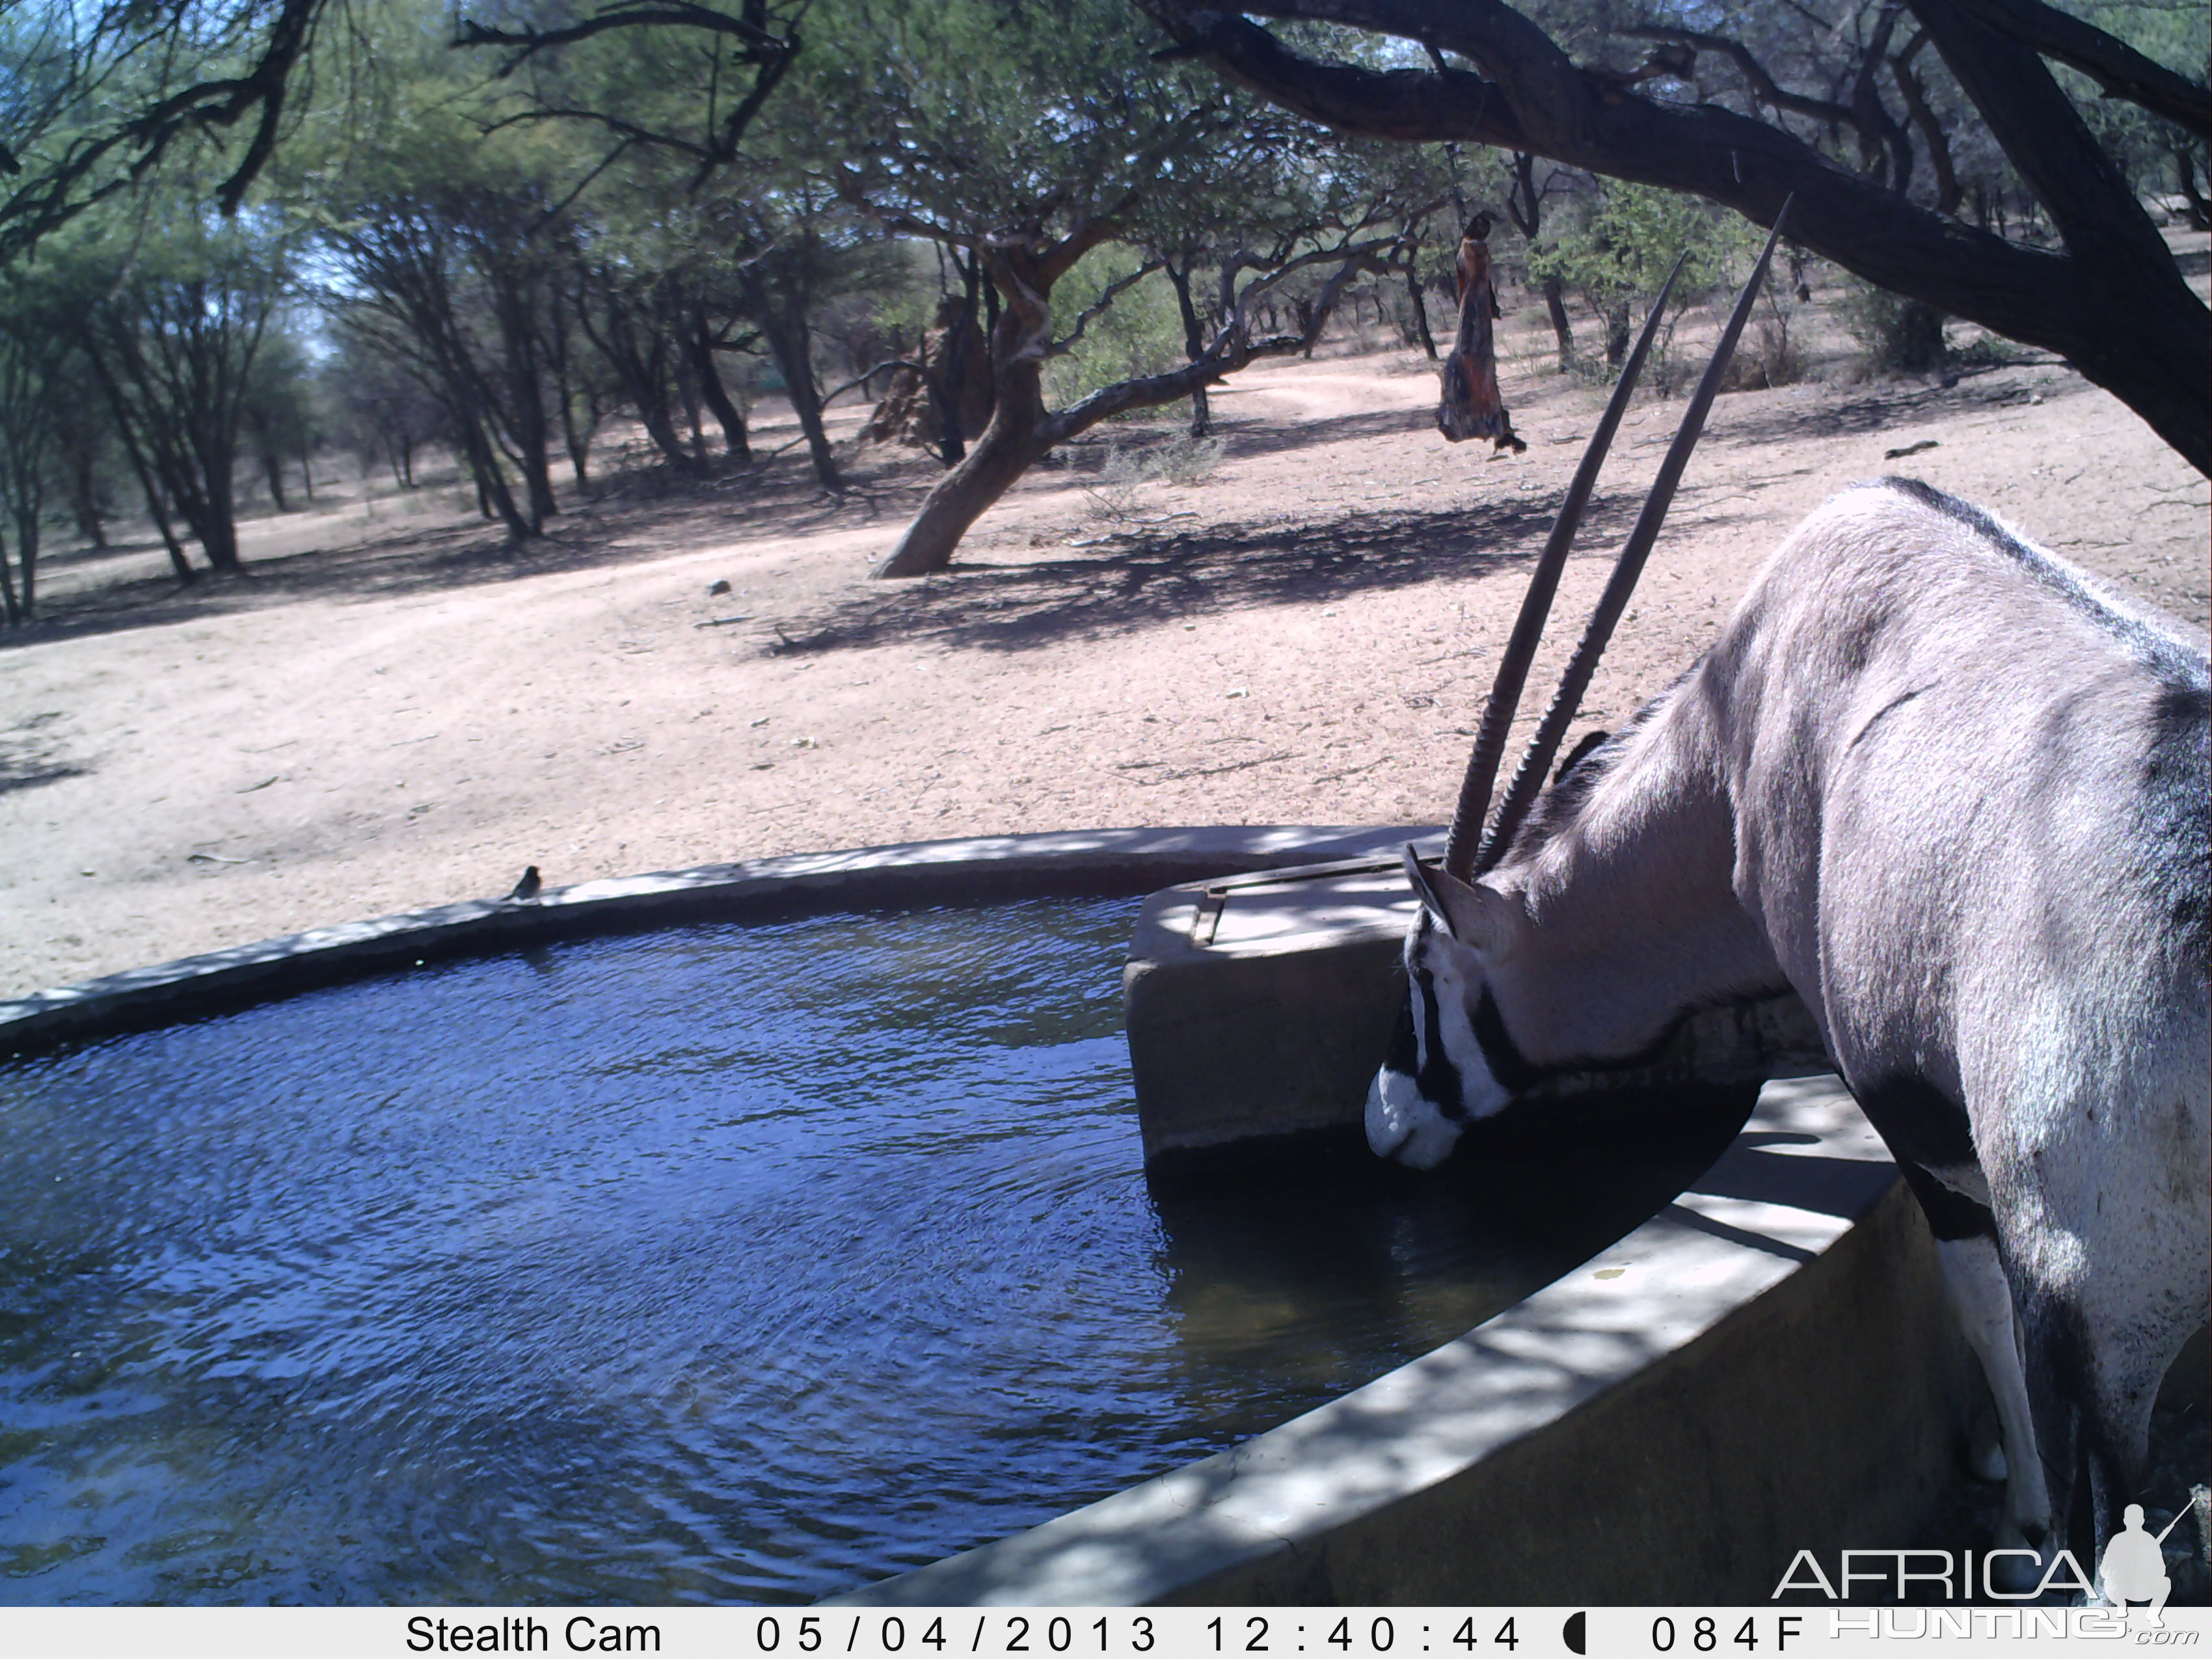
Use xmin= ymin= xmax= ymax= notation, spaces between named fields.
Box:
xmin=1364 ymin=852 xmax=1520 ymax=1168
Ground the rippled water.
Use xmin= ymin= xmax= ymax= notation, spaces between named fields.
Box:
xmin=0 ymin=896 xmax=1742 ymax=1605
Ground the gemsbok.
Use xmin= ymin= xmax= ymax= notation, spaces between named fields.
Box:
xmin=1368 ymin=209 xmax=2211 ymax=1569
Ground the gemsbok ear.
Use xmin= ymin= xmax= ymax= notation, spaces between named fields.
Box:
xmin=1401 ymin=845 xmax=1524 ymax=958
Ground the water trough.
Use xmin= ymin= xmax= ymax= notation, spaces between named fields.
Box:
xmin=0 ymin=827 xmax=1988 ymax=1605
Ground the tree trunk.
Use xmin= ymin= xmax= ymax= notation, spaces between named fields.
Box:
xmin=560 ymin=396 xmax=593 ymax=486
xmin=632 ymin=388 xmax=701 ymax=476
xmin=1894 ymin=299 xmax=1948 ymax=371
xmin=690 ymin=319 xmax=751 ymax=461
xmin=68 ymin=452 xmax=107 ymax=548
xmin=873 ymin=232 xmax=1384 ymax=578
xmin=1602 ymin=301 xmax=1631 ymax=369
xmin=876 ymin=263 xmax=1058 ymax=578
xmin=0 ymin=526 xmax=19 ymax=624
xmin=941 ymin=252 xmax=991 ymax=462
xmin=193 ymin=509 xmax=241 ymax=571
xmin=872 ymin=370 xmax=1050 ymax=578
xmin=127 ymin=450 xmax=196 ymax=583
xmin=762 ymin=307 xmax=841 ymax=490
xmin=453 ymin=398 xmax=533 ymax=542
xmin=679 ymin=355 xmax=707 ymax=462
xmin=16 ymin=511 xmax=33 ymax=618
xmin=578 ymin=284 xmax=707 ymax=480
xmin=79 ymin=337 xmax=195 ymax=580
xmin=176 ymin=431 xmax=243 ymax=571
xmin=1163 ymin=259 xmax=1217 ymax=434
xmin=260 ymin=437 xmax=289 ymax=512
xmin=1407 ymin=261 xmax=1438 ymax=360
xmin=514 ymin=390 xmax=559 ymax=527
xmin=549 ymin=288 xmax=598 ymax=486
xmin=1541 ymin=273 xmax=1574 ymax=371
xmin=2170 ymin=141 xmax=2212 ymax=231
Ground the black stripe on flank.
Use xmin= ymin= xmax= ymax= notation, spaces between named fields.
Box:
xmin=1849 ymin=1070 xmax=1995 ymax=1243
xmin=1850 ymin=1070 xmax=1978 ymax=1170
xmin=1894 ymin=1157 xmax=1999 ymax=1244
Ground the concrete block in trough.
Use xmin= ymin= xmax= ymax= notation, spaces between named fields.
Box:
xmin=1124 ymin=855 xmax=1420 ymax=1161
xmin=1125 ymin=852 xmax=1833 ymax=1166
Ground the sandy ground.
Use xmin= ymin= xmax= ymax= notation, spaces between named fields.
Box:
xmin=3 ymin=304 xmax=2208 ymax=999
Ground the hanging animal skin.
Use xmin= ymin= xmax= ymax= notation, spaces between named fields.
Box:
xmin=1436 ymin=213 xmax=1526 ymax=454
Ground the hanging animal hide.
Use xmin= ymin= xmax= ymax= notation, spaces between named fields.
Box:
xmin=1436 ymin=213 xmax=1526 ymax=454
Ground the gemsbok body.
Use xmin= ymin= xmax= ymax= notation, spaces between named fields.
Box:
xmin=1372 ymin=209 xmax=2211 ymax=1569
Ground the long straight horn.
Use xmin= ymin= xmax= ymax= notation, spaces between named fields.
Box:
xmin=1475 ymin=198 xmax=1794 ymax=876
xmin=1438 ymin=250 xmax=1690 ymax=882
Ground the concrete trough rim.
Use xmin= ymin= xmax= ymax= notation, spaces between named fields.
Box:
xmin=0 ymin=822 xmax=1441 ymax=1057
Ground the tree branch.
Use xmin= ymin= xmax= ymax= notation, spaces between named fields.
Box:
xmin=1135 ymin=7 xmax=1528 ymax=146
xmin=453 ymin=3 xmax=789 ymax=79
xmin=1949 ymin=0 xmax=2212 ymax=139
xmin=1046 ymin=259 xmax=1168 ymax=357
xmin=1137 ymin=0 xmax=2212 ymax=476
xmin=1621 ymin=24 xmax=1855 ymax=130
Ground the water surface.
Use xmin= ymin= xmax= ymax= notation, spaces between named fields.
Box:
xmin=0 ymin=897 xmax=1736 ymax=1604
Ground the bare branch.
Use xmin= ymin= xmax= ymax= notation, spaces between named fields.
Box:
xmin=1619 ymin=23 xmax=1857 ymax=130
xmin=818 ymin=360 xmax=926 ymax=407
xmin=1045 ymin=260 xmax=1168 ymax=357
xmin=1043 ymin=238 xmax=1396 ymax=440
xmin=0 ymin=0 xmax=326 ymax=260
xmin=453 ymin=3 xmax=789 ymax=79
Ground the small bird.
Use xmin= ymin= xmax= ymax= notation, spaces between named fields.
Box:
xmin=507 ymin=865 xmax=542 ymax=902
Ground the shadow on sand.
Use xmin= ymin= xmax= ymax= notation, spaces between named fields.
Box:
xmin=762 ymin=489 xmax=1647 ymax=659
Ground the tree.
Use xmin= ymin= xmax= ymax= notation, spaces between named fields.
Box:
xmin=324 ymin=330 xmax=452 ymax=490
xmin=783 ymin=0 xmax=1427 ymax=576
xmin=1138 ymin=0 xmax=2212 ymax=476
xmin=450 ymin=0 xmax=846 ymax=487
xmin=0 ymin=273 xmax=64 ymax=621
xmin=329 ymin=193 xmax=548 ymax=540
xmin=1502 ymin=150 xmax=1575 ymax=372
xmin=574 ymin=244 xmax=712 ymax=480
xmin=317 ymin=65 xmax=582 ymax=543
xmin=725 ymin=183 xmax=857 ymax=491
xmin=59 ymin=206 xmax=290 ymax=574
xmin=0 ymin=0 xmax=327 ymax=264
xmin=1525 ymin=178 xmax=1750 ymax=374
xmin=239 ymin=321 xmax=316 ymax=509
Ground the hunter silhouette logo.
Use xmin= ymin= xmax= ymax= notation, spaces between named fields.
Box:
xmin=2097 ymin=1504 xmax=2183 ymax=1627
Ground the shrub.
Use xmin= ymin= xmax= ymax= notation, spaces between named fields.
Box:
xmin=1041 ymin=249 xmax=1186 ymax=405
xmin=1838 ymin=277 xmax=1949 ymax=375
xmin=1527 ymin=181 xmax=1755 ymax=388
